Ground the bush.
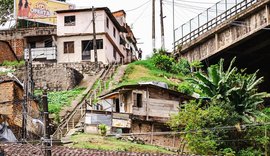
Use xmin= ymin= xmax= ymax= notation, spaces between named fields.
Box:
xmin=152 ymin=54 xmax=175 ymax=72
xmin=171 ymin=58 xmax=190 ymax=75
xmin=177 ymin=81 xmax=193 ymax=95
xmin=98 ymin=124 xmax=107 ymax=136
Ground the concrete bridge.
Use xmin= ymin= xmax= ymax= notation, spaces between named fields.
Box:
xmin=175 ymin=0 xmax=270 ymax=91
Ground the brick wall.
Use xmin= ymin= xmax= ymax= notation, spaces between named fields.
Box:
xmin=0 ymin=41 xmax=18 ymax=64
xmin=0 ymin=81 xmax=41 ymax=139
xmin=7 ymin=39 xmax=25 ymax=59
xmin=0 ymin=82 xmax=14 ymax=103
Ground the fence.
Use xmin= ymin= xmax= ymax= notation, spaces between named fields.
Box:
xmin=175 ymin=0 xmax=259 ymax=47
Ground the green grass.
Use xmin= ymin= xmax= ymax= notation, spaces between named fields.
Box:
xmin=70 ymin=133 xmax=175 ymax=154
xmin=117 ymin=59 xmax=184 ymax=90
xmin=35 ymin=87 xmax=86 ymax=121
xmin=0 ymin=60 xmax=25 ymax=67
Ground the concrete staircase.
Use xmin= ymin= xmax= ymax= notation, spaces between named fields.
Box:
xmin=52 ymin=63 xmax=119 ymax=142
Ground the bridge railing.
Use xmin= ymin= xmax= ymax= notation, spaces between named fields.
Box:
xmin=175 ymin=0 xmax=259 ymax=48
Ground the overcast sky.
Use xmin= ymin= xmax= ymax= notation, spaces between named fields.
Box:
xmin=66 ymin=0 xmax=221 ymax=58
xmin=0 ymin=0 xmax=222 ymax=58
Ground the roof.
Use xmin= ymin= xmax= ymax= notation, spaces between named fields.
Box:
xmin=56 ymin=7 xmax=127 ymax=33
xmin=112 ymin=10 xmax=126 ymax=18
xmin=0 ymin=143 xmax=184 ymax=156
xmin=100 ymin=83 xmax=193 ymax=100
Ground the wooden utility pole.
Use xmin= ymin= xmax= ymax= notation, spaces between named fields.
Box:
xmin=152 ymin=0 xmax=156 ymax=51
xmin=42 ymin=89 xmax=51 ymax=156
xmin=92 ymin=6 xmax=98 ymax=67
xmin=160 ymin=0 xmax=165 ymax=49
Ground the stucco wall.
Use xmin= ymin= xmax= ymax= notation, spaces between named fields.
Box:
xmin=57 ymin=11 xmax=105 ymax=36
xmin=57 ymin=35 xmax=107 ymax=63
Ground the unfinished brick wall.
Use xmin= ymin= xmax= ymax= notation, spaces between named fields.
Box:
xmin=0 ymin=81 xmax=41 ymax=139
xmin=7 ymin=39 xmax=25 ymax=59
xmin=0 ymin=41 xmax=18 ymax=64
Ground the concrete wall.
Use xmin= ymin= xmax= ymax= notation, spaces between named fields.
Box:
xmin=14 ymin=62 xmax=93 ymax=91
xmin=57 ymin=35 xmax=105 ymax=63
xmin=57 ymin=11 xmax=105 ymax=36
xmin=180 ymin=2 xmax=270 ymax=62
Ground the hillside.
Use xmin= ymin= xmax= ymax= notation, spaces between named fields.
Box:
xmin=116 ymin=58 xmax=185 ymax=91
xmin=69 ymin=133 xmax=176 ymax=154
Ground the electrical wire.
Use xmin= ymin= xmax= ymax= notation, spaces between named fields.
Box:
xmin=126 ymin=0 xmax=151 ymax=12
xmin=131 ymin=2 xmax=151 ymax=25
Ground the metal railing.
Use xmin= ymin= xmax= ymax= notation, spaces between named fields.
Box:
xmin=174 ymin=0 xmax=260 ymax=47
xmin=52 ymin=62 xmax=118 ymax=140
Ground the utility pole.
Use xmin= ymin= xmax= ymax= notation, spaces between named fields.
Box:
xmin=92 ymin=6 xmax=98 ymax=67
xmin=173 ymin=0 xmax=176 ymax=52
xmin=152 ymin=0 xmax=156 ymax=51
xmin=42 ymin=89 xmax=51 ymax=156
xmin=22 ymin=45 xmax=31 ymax=141
xmin=160 ymin=0 xmax=165 ymax=49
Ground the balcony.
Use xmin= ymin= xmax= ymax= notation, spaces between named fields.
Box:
xmin=24 ymin=47 xmax=57 ymax=60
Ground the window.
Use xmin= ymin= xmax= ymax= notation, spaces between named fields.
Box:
xmin=113 ymin=27 xmax=116 ymax=38
xmin=115 ymin=98 xmax=120 ymax=113
xmin=133 ymin=93 xmax=142 ymax=108
xmin=29 ymin=42 xmax=36 ymax=48
xmin=113 ymin=48 xmax=117 ymax=59
xmin=96 ymin=39 xmax=103 ymax=49
xmin=82 ymin=40 xmax=92 ymax=60
xmin=106 ymin=17 xmax=109 ymax=28
xmin=45 ymin=40 xmax=52 ymax=47
xmin=64 ymin=41 xmax=74 ymax=53
xmin=64 ymin=16 xmax=75 ymax=26
xmin=81 ymin=39 xmax=103 ymax=51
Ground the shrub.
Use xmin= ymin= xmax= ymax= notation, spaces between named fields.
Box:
xmin=152 ymin=54 xmax=175 ymax=72
xmin=171 ymin=58 xmax=190 ymax=74
xmin=1 ymin=60 xmax=25 ymax=67
xmin=98 ymin=124 xmax=107 ymax=136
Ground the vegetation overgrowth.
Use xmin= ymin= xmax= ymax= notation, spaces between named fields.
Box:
xmin=120 ymin=49 xmax=269 ymax=155
xmin=35 ymin=87 xmax=86 ymax=123
xmin=0 ymin=60 xmax=25 ymax=67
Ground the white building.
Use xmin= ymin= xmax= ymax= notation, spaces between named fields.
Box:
xmin=56 ymin=7 xmax=137 ymax=64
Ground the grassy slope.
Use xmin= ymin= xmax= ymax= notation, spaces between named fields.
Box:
xmin=117 ymin=59 xmax=184 ymax=91
xmin=70 ymin=133 xmax=175 ymax=154
xmin=35 ymin=87 xmax=86 ymax=121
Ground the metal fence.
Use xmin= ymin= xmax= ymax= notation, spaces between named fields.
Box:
xmin=174 ymin=0 xmax=259 ymax=47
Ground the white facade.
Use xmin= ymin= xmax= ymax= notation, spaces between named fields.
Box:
xmin=56 ymin=8 xmax=125 ymax=64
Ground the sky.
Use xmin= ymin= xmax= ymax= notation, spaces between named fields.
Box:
xmin=0 ymin=0 xmax=223 ymax=58
xmin=66 ymin=0 xmax=221 ymax=58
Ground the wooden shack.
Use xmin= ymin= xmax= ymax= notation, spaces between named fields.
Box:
xmin=0 ymin=79 xmax=41 ymax=139
xmin=84 ymin=83 xmax=193 ymax=134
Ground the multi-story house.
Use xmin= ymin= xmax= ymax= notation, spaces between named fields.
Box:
xmin=56 ymin=7 xmax=137 ymax=64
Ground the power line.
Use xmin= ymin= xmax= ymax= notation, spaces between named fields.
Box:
xmin=131 ymin=2 xmax=151 ymax=25
xmin=126 ymin=0 xmax=151 ymax=12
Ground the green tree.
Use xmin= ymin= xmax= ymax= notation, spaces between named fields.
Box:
xmin=169 ymin=57 xmax=270 ymax=154
xmin=188 ymin=58 xmax=269 ymax=123
xmin=0 ymin=0 xmax=14 ymax=25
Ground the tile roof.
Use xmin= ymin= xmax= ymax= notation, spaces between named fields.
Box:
xmin=0 ymin=143 xmax=185 ymax=156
